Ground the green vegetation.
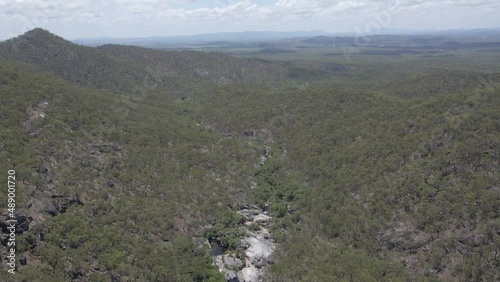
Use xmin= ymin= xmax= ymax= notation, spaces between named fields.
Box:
xmin=0 ymin=28 xmax=499 ymax=281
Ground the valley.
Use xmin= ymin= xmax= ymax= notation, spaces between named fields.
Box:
xmin=0 ymin=28 xmax=499 ymax=281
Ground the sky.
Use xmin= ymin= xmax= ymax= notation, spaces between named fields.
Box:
xmin=0 ymin=0 xmax=499 ymax=40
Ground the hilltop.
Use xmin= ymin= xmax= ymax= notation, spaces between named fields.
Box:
xmin=0 ymin=28 xmax=144 ymax=91
xmin=0 ymin=29 xmax=288 ymax=94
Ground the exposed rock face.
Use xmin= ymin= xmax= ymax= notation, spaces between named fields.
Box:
xmin=214 ymin=255 xmax=245 ymax=281
xmin=212 ymin=207 xmax=276 ymax=282
xmin=22 ymin=101 xmax=48 ymax=128
xmin=225 ymin=256 xmax=245 ymax=269
xmin=379 ymin=222 xmax=431 ymax=251
xmin=241 ymin=228 xmax=275 ymax=282
xmin=1 ymin=215 xmax=31 ymax=235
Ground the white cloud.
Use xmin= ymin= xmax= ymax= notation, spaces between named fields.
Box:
xmin=0 ymin=0 xmax=499 ymax=39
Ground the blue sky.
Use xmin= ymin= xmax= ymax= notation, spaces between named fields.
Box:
xmin=1 ymin=0 xmax=499 ymax=40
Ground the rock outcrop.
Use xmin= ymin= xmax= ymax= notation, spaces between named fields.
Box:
xmin=213 ymin=206 xmax=275 ymax=282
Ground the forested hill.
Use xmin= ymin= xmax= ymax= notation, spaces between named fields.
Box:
xmin=0 ymin=28 xmax=144 ymax=91
xmin=96 ymin=44 xmax=284 ymax=84
xmin=0 ymin=28 xmax=499 ymax=281
xmin=0 ymin=29 xmax=286 ymax=92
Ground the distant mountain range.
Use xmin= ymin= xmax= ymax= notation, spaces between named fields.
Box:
xmin=70 ymin=28 xmax=500 ymax=48
xmin=72 ymin=30 xmax=330 ymax=46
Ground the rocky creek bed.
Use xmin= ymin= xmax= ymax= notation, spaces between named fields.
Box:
xmin=212 ymin=207 xmax=275 ymax=282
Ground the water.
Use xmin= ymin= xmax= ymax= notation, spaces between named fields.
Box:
xmin=210 ymin=239 xmax=226 ymax=256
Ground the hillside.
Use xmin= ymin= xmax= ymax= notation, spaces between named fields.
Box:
xmin=0 ymin=30 xmax=267 ymax=282
xmin=0 ymin=29 xmax=289 ymax=95
xmin=0 ymin=29 xmax=499 ymax=282
xmin=96 ymin=44 xmax=284 ymax=84
xmin=0 ymin=29 xmax=145 ymax=92
xmin=194 ymin=80 xmax=499 ymax=281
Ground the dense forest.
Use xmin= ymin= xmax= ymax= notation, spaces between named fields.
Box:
xmin=0 ymin=28 xmax=499 ymax=281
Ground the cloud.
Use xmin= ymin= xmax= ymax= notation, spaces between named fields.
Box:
xmin=0 ymin=0 xmax=499 ymax=39
xmin=0 ymin=1 xmax=373 ymax=25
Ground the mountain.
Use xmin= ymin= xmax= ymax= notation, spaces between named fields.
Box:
xmin=0 ymin=29 xmax=290 ymax=94
xmin=72 ymin=30 xmax=329 ymax=47
xmin=0 ymin=28 xmax=144 ymax=91
xmin=70 ymin=28 xmax=500 ymax=49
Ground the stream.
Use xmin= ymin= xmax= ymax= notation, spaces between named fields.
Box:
xmin=212 ymin=146 xmax=275 ymax=282
xmin=212 ymin=207 xmax=275 ymax=282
